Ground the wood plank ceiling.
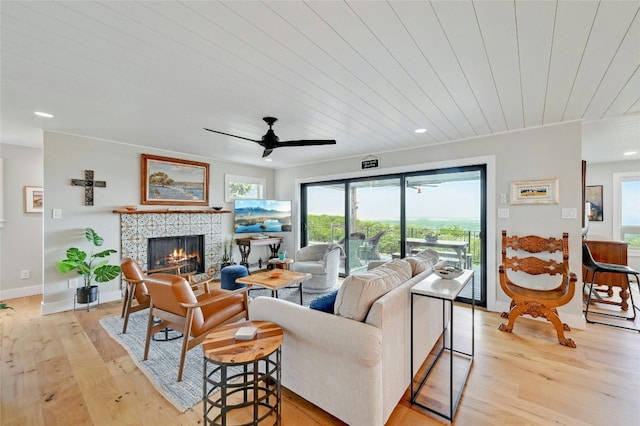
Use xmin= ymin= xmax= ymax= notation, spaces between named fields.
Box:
xmin=1 ymin=1 xmax=638 ymax=168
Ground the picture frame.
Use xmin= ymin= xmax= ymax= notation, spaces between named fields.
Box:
xmin=585 ymin=185 xmax=603 ymax=221
xmin=510 ymin=178 xmax=559 ymax=205
xmin=24 ymin=186 xmax=43 ymax=213
xmin=224 ymin=174 xmax=266 ymax=202
xmin=141 ymin=154 xmax=209 ymax=206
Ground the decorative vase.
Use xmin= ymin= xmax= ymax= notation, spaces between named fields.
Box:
xmin=76 ymin=285 xmax=99 ymax=304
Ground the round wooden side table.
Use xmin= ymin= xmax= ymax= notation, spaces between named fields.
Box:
xmin=202 ymin=321 xmax=283 ymax=425
xmin=267 ymin=258 xmax=294 ymax=270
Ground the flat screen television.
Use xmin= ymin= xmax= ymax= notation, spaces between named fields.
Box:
xmin=233 ymin=199 xmax=292 ymax=233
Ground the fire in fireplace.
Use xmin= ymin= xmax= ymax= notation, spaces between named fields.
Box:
xmin=147 ymin=235 xmax=204 ymax=275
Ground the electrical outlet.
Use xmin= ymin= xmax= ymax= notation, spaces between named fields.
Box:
xmin=498 ymin=208 xmax=510 ymax=218
xmin=52 ymin=209 xmax=62 ymax=219
xmin=20 ymin=269 xmax=30 ymax=279
xmin=68 ymin=278 xmax=79 ymax=289
xmin=562 ymin=208 xmax=577 ymax=219
xmin=500 ymin=193 xmax=507 ymax=204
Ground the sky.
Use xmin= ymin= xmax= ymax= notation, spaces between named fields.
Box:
xmin=307 ymin=180 xmax=481 ymax=221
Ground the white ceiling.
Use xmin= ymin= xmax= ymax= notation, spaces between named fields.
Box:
xmin=1 ymin=1 xmax=639 ymax=168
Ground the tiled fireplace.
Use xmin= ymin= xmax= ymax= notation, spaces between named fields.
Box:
xmin=116 ymin=210 xmax=226 ymax=278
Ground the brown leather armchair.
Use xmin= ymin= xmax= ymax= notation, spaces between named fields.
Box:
xmin=142 ymin=273 xmax=250 ymax=381
xmin=120 ymin=258 xmax=198 ymax=334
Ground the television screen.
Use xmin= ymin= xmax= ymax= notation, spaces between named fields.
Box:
xmin=233 ymin=199 xmax=292 ymax=233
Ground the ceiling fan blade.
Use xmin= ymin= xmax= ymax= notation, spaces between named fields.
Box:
xmin=203 ymin=128 xmax=261 ymax=143
xmin=276 ymin=139 xmax=337 ymax=147
xmin=262 ymin=148 xmax=274 ymax=158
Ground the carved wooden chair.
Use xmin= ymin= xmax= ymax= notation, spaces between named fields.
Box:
xmin=142 ymin=273 xmax=250 ymax=381
xmin=498 ymin=230 xmax=577 ymax=348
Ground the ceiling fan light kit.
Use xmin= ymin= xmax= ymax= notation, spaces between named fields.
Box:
xmin=205 ymin=116 xmax=336 ymax=158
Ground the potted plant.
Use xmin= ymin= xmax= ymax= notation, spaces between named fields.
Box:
xmin=56 ymin=228 xmax=122 ymax=305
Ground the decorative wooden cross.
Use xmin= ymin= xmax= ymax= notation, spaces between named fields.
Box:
xmin=71 ymin=170 xmax=106 ymax=206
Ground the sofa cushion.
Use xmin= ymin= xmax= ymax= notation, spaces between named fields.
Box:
xmin=406 ymin=249 xmax=439 ymax=276
xmin=334 ymin=259 xmax=411 ymax=321
xmin=309 ymin=290 xmax=339 ymax=313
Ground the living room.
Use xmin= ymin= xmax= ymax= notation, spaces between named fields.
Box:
xmin=1 ymin=1 xmax=640 ymax=424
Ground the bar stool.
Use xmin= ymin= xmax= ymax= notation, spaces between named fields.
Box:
xmin=582 ymin=243 xmax=640 ymax=331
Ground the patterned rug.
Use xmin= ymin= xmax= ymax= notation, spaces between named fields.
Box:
xmin=99 ymin=287 xmax=329 ymax=412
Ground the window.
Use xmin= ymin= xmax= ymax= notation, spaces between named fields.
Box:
xmin=614 ymin=172 xmax=640 ymax=250
xmin=224 ymin=174 xmax=265 ymax=202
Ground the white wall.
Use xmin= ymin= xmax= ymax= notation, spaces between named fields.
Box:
xmin=0 ymin=144 xmax=44 ymax=300
xmin=276 ymin=122 xmax=585 ymax=328
xmin=585 ymin=160 xmax=640 ymax=271
xmin=42 ymin=132 xmax=274 ymax=314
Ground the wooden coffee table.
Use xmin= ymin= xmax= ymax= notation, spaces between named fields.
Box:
xmin=235 ymin=269 xmax=311 ymax=305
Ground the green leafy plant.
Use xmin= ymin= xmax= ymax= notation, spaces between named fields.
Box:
xmin=0 ymin=303 xmax=14 ymax=311
xmin=56 ymin=228 xmax=122 ymax=288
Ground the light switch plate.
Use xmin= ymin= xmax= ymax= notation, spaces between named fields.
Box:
xmin=562 ymin=208 xmax=577 ymax=219
xmin=498 ymin=208 xmax=510 ymax=218
xmin=52 ymin=209 xmax=62 ymax=219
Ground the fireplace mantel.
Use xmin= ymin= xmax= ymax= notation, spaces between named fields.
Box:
xmin=113 ymin=209 xmax=230 ymax=214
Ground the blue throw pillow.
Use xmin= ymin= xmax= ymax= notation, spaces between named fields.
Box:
xmin=309 ymin=290 xmax=338 ymax=313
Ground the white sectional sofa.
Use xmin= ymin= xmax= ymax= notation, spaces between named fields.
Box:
xmin=249 ymin=251 xmax=444 ymax=426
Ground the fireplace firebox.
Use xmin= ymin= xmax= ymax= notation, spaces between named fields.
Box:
xmin=148 ymin=235 xmax=204 ymax=275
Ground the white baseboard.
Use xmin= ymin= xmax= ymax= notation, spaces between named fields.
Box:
xmin=41 ymin=289 xmax=122 ymax=315
xmin=0 ymin=285 xmax=42 ymax=301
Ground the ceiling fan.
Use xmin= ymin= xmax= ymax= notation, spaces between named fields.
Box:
xmin=204 ymin=116 xmax=336 ymax=158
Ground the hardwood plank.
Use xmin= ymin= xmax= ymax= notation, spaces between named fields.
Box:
xmin=1 ymin=293 xmax=639 ymax=425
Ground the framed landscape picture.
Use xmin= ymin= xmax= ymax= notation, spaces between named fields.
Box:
xmin=510 ymin=178 xmax=559 ymax=205
xmin=24 ymin=186 xmax=43 ymax=213
xmin=141 ymin=154 xmax=209 ymax=206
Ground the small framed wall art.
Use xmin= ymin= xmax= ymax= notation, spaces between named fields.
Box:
xmin=24 ymin=186 xmax=43 ymax=213
xmin=585 ymin=185 xmax=603 ymax=221
xmin=510 ymin=178 xmax=559 ymax=205
xmin=141 ymin=154 xmax=209 ymax=206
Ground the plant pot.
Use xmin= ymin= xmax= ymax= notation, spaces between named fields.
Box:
xmin=76 ymin=285 xmax=98 ymax=304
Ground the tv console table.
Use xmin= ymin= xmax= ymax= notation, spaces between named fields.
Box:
xmin=236 ymin=237 xmax=283 ymax=273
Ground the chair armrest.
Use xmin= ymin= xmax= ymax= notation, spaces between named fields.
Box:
xmin=178 ymin=285 xmax=252 ymax=309
xmin=145 ymin=264 xmax=183 ymax=274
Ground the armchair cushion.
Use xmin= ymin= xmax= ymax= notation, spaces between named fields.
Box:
xmin=334 ymin=259 xmax=411 ymax=321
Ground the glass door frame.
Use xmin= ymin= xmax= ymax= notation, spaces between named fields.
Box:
xmin=300 ymin=165 xmax=487 ymax=307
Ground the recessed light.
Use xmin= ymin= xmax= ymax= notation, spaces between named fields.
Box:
xmin=623 ymin=151 xmax=638 ymax=156
xmin=34 ymin=111 xmax=54 ymax=118
xmin=414 ymin=128 xmax=427 ymax=134
xmin=264 ymin=158 xmax=272 ymax=162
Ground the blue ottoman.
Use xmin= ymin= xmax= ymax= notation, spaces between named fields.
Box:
xmin=221 ymin=265 xmax=248 ymax=290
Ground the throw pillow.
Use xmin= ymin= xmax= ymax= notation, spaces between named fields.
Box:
xmin=334 ymin=259 xmax=411 ymax=321
xmin=407 ymin=249 xmax=439 ymax=276
xmin=309 ymin=290 xmax=338 ymax=313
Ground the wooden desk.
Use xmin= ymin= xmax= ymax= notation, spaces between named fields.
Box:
xmin=235 ymin=237 xmax=283 ymax=272
xmin=583 ymin=239 xmax=630 ymax=310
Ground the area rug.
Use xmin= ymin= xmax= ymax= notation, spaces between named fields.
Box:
xmin=100 ymin=310 xmax=222 ymax=412
xmin=99 ymin=287 xmax=329 ymax=412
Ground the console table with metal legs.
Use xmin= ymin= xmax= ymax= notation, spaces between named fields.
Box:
xmin=410 ymin=270 xmax=474 ymax=421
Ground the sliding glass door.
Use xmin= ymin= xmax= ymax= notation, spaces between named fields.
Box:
xmin=301 ymin=165 xmax=486 ymax=306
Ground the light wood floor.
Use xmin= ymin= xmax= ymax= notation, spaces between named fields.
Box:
xmin=1 ymin=294 xmax=639 ymax=425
